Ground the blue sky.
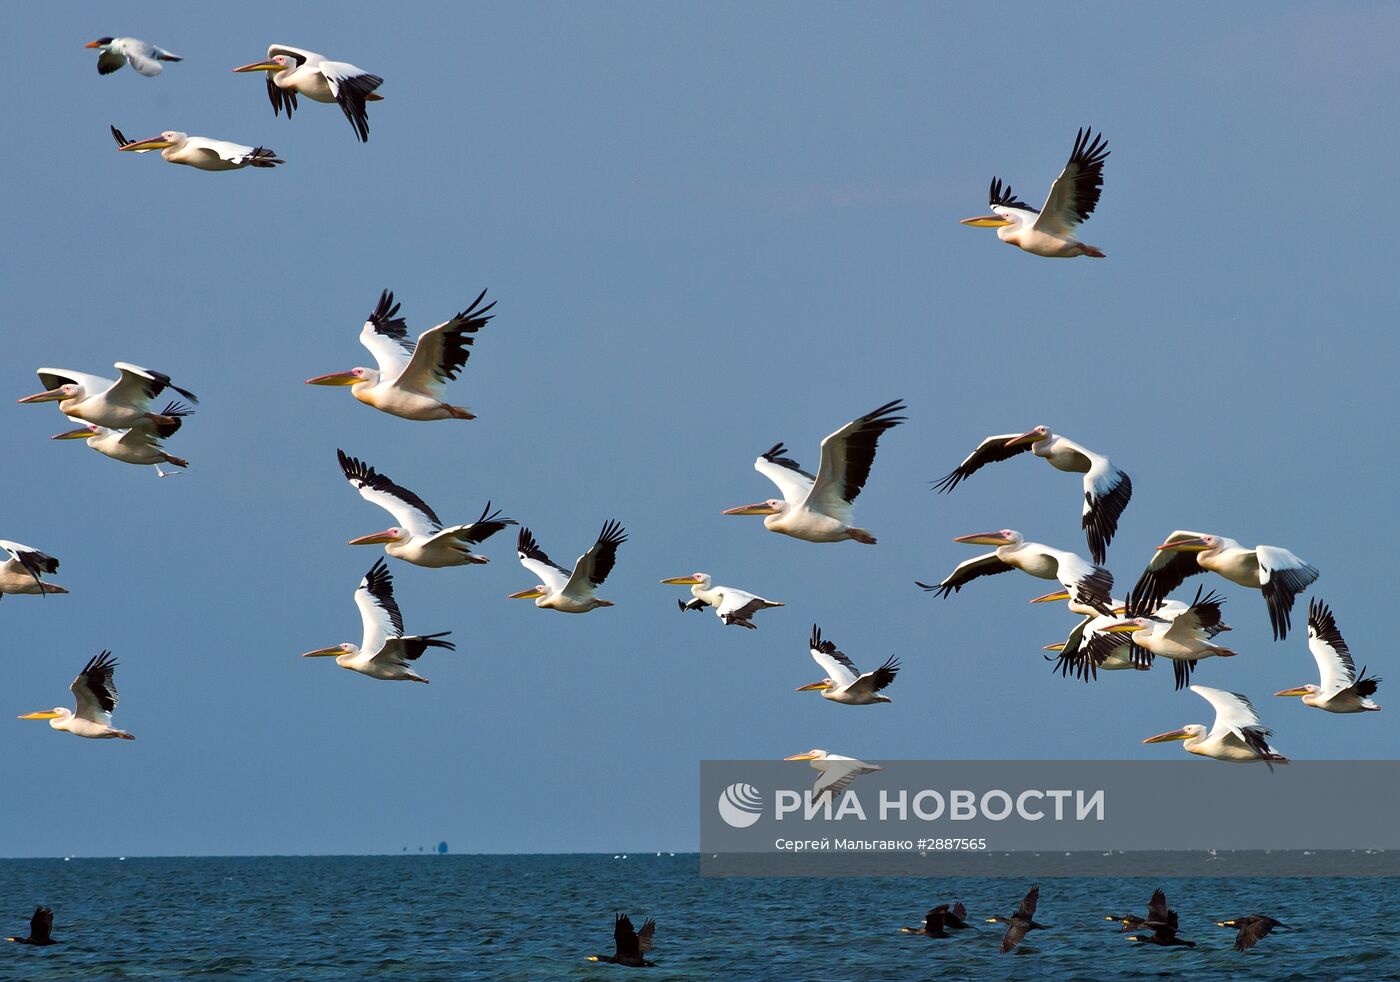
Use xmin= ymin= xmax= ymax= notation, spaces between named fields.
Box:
xmin=3 ymin=2 xmax=1396 ymax=856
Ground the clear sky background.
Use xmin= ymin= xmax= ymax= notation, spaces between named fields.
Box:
xmin=3 ymin=2 xmax=1396 ymax=856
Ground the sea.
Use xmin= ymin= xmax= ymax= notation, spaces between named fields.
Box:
xmin=1 ymin=855 xmax=1396 ymax=980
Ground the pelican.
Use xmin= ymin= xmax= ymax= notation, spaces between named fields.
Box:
xmin=1099 ymin=588 xmax=1236 ymax=690
xmin=1216 ymin=915 xmax=1291 ymax=952
xmin=111 ymin=125 xmax=282 ymax=170
xmin=6 ymin=906 xmax=56 ymax=946
xmin=1143 ymin=685 xmax=1288 ymax=765
xmin=722 ymin=400 xmax=906 ymax=544
xmin=661 ymin=572 xmax=783 ymax=629
xmin=51 ymin=400 xmax=192 ymax=474
xmin=509 ymin=522 xmax=627 ymax=613
xmin=302 ymin=559 xmax=454 ymax=683
xmin=901 ymin=902 xmax=972 ymax=938
xmin=20 ymin=364 xmax=197 ymax=430
xmin=234 ymin=45 xmax=384 ymax=143
xmin=1044 ymin=612 xmax=1150 ymax=681
xmin=85 ymin=37 xmax=181 ymax=76
xmin=1131 ymin=531 xmax=1319 ymax=641
xmin=0 ymin=541 xmax=67 ymax=599
xmin=306 ymin=289 xmax=494 ymax=421
xmin=782 ymin=749 xmax=881 ymax=802
xmin=1029 ymin=588 xmax=1124 ymax=618
xmin=986 ymin=884 xmax=1047 ymax=954
xmin=795 ymin=625 xmax=899 ymax=705
xmin=933 ymin=427 xmax=1130 ymax=563
xmin=18 ymin=651 xmax=134 ymax=740
xmin=919 ymin=529 xmax=1113 ymax=613
xmin=1275 ymin=598 xmax=1381 ymax=713
xmin=586 ymin=913 xmax=656 ymax=968
xmin=961 ymin=127 xmax=1109 ymax=258
xmin=337 ymin=450 xmax=515 ymax=567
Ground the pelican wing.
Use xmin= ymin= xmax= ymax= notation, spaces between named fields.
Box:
xmin=1307 ymin=598 xmax=1356 ymax=693
xmin=563 ymin=520 xmax=627 ymax=596
xmin=1256 ymin=545 xmax=1320 ymax=641
xmin=37 ymin=367 xmax=116 ymax=393
xmin=1191 ymin=684 xmax=1265 ymax=742
xmin=1131 ymin=531 xmax=1210 ymax=610
xmin=931 ymin=434 xmax=1032 ymax=493
xmin=1164 ymin=587 xmax=1228 ymax=644
xmin=516 ymin=527 xmax=571 ymax=595
xmin=1050 ymin=551 xmax=1114 ymax=614
xmin=812 ymin=757 xmax=880 ymax=801
xmin=337 ymin=449 xmax=441 ymax=536
xmin=715 ymin=589 xmax=770 ymax=621
xmin=108 ymin=362 xmax=198 ymax=409
xmin=395 ymin=290 xmax=495 ymax=395
xmin=1082 ymin=463 xmax=1131 ymax=565
xmin=808 ymin=625 xmax=859 ymax=687
xmin=802 ymin=399 xmax=906 ymax=520
xmin=355 ymin=559 xmax=403 ymax=657
xmin=370 ymin=632 xmax=453 ymax=667
xmin=1033 ymin=128 xmax=1109 ymax=235
xmin=319 ymin=61 xmax=384 ymax=142
xmin=849 ymin=656 xmax=900 ymax=697
xmin=71 ymin=650 xmax=119 ymax=725
xmin=358 ymin=290 xmax=414 ymax=379
xmin=0 ymin=540 xmax=59 ymax=591
xmin=268 ymin=44 xmax=327 ymax=67
xmin=447 ymin=502 xmax=516 ymax=545
xmin=753 ymin=443 xmax=815 ymax=505
xmin=918 ymin=553 xmax=1014 ymax=597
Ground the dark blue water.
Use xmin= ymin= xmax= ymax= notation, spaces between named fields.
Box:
xmin=1 ymin=855 xmax=1396 ymax=980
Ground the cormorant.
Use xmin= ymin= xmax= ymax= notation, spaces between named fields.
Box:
xmin=1217 ymin=914 xmax=1290 ymax=952
xmin=986 ymin=884 xmax=1047 ymax=953
xmin=6 ymin=907 xmax=56 ymax=946
xmin=587 ymin=913 xmax=656 ymax=968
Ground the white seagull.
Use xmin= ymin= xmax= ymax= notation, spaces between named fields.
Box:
xmin=795 ymin=625 xmax=899 ymax=705
xmin=961 ymin=127 xmax=1110 ymax=258
xmin=722 ymin=400 xmax=906 ymax=544
xmin=1131 ymin=531 xmax=1320 ymax=641
xmin=1097 ymin=588 xmax=1236 ymax=689
xmin=920 ymin=529 xmax=1113 ymax=613
xmin=1143 ymin=685 xmax=1288 ymax=765
xmin=20 ymin=364 xmax=197 ymax=430
xmin=19 ymin=652 xmax=134 ymax=740
xmin=234 ymin=45 xmax=384 ymax=143
xmin=337 ymin=450 xmax=515 ymax=567
xmin=307 ymin=289 xmax=494 ymax=421
xmin=661 ymin=572 xmax=783 ymax=629
xmin=0 ymin=541 xmax=68 ymax=600
xmin=1275 ymin=599 xmax=1381 ymax=713
xmin=86 ymin=37 xmax=181 ymax=76
xmin=933 ymin=426 xmax=1131 ymax=563
xmin=112 ymin=125 xmax=282 ymax=171
xmin=783 ymin=749 xmax=882 ymax=802
xmin=302 ymin=559 xmax=454 ymax=683
xmin=51 ymin=400 xmax=192 ymax=475
xmin=509 ymin=522 xmax=627 ymax=613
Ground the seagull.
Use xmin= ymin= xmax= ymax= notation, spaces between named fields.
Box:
xmin=1097 ymin=588 xmax=1236 ymax=690
xmin=1216 ymin=915 xmax=1291 ymax=952
xmin=337 ymin=450 xmax=514 ymax=567
xmin=1130 ymin=531 xmax=1319 ymax=641
xmin=901 ymin=903 xmax=973 ymax=938
xmin=661 ymin=572 xmax=783 ymax=629
xmin=586 ymin=913 xmax=656 ymax=968
xmin=1143 ymin=685 xmax=1288 ymax=765
xmin=302 ymin=560 xmax=453 ymax=683
xmin=1275 ymin=598 xmax=1381 ymax=713
xmin=960 ymin=127 xmax=1110 ymax=258
xmin=6 ymin=906 xmax=56 ymax=946
xmin=509 ymin=522 xmax=627 ymax=613
xmin=306 ymin=289 xmax=494 ymax=421
xmin=919 ymin=529 xmax=1113 ymax=613
xmin=795 ymin=625 xmax=899 ymax=705
xmin=111 ymin=125 xmax=282 ymax=171
xmin=722 ymin=400 xmax=906 ymax=544
xmin=18 ymin=651 xmax=134 ymax=740
xmin=0 ymin=541 xmax=67 ymax=600
xmin=782 ymin=749 xmax=882 ymax=802
xmin=932 ymin=426 xmax=1131 ymax=563
xmin=85 ymin=37 xmax=181 ymax=76
xmin=19 ymin=364 xmax=198 ymax=430
xmin=234 ymin=45 xmax=384 ymax=142
xmin=986 ymin=884 xmax=1047 ymax=954
xmin=51 ymin=400 xmax=192 ymax=474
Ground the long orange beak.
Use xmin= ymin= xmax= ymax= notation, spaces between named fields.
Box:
xmin=953 ymin=532 xmax=1008 ymax=545
xmin=722 ymin=502 xmax=778 ymax=516
xmin=1005 ymin=429 xmax=1041 ymax=448
xmin=1143 ymin=728 xmax=1191 ymax=744
xmin=795 ymin=682 xmax=829 ymax=692
xmin=234 ymin=60 xmax=283 ymax=72
xmin=306 ymin=371 xmax=359 ymax=386
xmin=961 ymin=215 xmax=1012 ymax=227
xmin=348 ymin=530 xmax=396 ymax=545
xmin=1275 ymin=686 xmax=1311 ymax=697
xmin=17 ymin=388 xmax=65 ymax=404
xmin=1157 ymin=537 xmax=1209 ymax=552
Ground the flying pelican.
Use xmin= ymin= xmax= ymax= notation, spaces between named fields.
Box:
xmin=0 ymin=541 xmax=67 ymax=600
xmin=234 ymin=45 xmax=384 ymax=142
xmin=303 ymin=559 xmax=453 ymax=683
xmin=1131 ymin=531 xmax=1319 ymax=641
xmin=1098 ymin=588 xmax=1236 ymax=690
xmin=586 ymin=913 xmax=656 ymax=967
xmin=919 ymin=529 xmax=1113 ymax=613
xmin=1216 ymin=915 xmax=1290 ymax=952
xmin=932 ymin=427 xmax=1130 ymax=563
xmin=86 ymin=37 xmax=181 ymax=76
xmin=1275 ymin=598 xmax=1381 ymax=713
xmin=1044 ymin=612 xmax=1150 ymax=681
xmin=1029 ymin=588 xmax=1124 ymax=618
xmin=795 ymin=625 xmax=899 ymax=705
xmin=111 ymin=125 xmax=282 ymax=170
xmin=337 ymin=450 xmax=515 ymax=567
xmin=782 ymin=749 xmax=882 ymax=802
xmin=20 ymin=364 xmax=198 ymax=430
xmin=18 ymin=651 xmax=134 ymax=740
xmin=900 ymin=903 xmax=971 ymax=939
xmin=722 ymin=400 xmax=906 ymax=544
xmin=1143 ymin=685 xmax=1288 ymax=765
xmin=960 ymin=127 xmax=1110 ymax=258
xmin=508 ymin=522 xmax=627 ymax=613
xmin=661 ymin=572 xmax=783 ymax=629
xmin=51 ymin=400 xmax=192 ymax=475
xmin=986 ymin=884 xmax=1047 ymax=954
xmin=1105 ymin=888 xmax=1171 ymax=933
xmin=306 ymin=289 xmax=494 ymax=421
xmin=6 ymin=907 xmax=56 ymax=946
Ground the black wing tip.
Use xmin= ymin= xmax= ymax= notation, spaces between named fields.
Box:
xmin=598 ymin=519 xmax=628 ymax=546
xmin=989 ymin=176 xmax=1036 ymax=211
xmin=110 ymin=124 xmax=129 ymax=147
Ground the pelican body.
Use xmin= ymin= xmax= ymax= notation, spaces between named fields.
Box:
xmin=1144 ymin=685 xmax=1287 ymax=764
xmin=509 ymin=522 xmax=627 ymax=613
xmin=19 ymin=651 xmax=135 ymax=740
xmin=86 ymin=37 xmax=181 ymax=76
xmin=922 ymin=529 xmax=1113 ymax=613
xmin=20 ymin=364 xmax=197 ymax=431
xmin=112 ymin=125 xmax=282 ymax=170
xmin=795 ymin=625 xmax=899 ymax=705
xmin=52 ymin=400 xmax=191 ymax=472
xmin=662 ymin=572 xmax=782 ymax=629
xmin=0 ymin=541 xmax=67 ymax=599
xmin=1101 ymin=588 xmax=1235 ymax=689
xmin=1275 ymin=598 xmax=1381 ymax=713
xmin=234 ymin=45 xmax=384 ymax=143
xmin=783 ymin=748 xmax=882 ymax=801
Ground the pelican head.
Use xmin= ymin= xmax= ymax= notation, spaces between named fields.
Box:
xmin=721 ymin=499 xmax=785 ymax=517
xmin=306 ymin=367 xmax=375 ymax=387
xmin=51 ymin=425 xmax=98 ymax=440
xmin=1102 ymin=618 xmax=1150 ymax=634
xmin=1005 ymin=425 xmax=1052 ymax=448
xmin=1157 ymin=534 xmax=1217 ymax=554
xmin=17 ymin=383 xmax=82 ymax=405
xmin=960 ymin=205 xmax=1016 ymax=229
xmin=507 ymin=586 xmax=548 ymax=601
xmin=784 ymin=748 xmax=828 ymax=762
xmin=953 ymin=528 xmax=1022 ymax=547
xmin=348 ymin=527 xmax=405 ymax=546
xmin=795 ymin=679 xmax=834 ymax=693
xmin=18 ymin=708 xmax=70 ymax=729
xmin=1142 ymin=723 xmax=1206 ymax=744
xmin=234 ymin=54 xmax=294 ymax=74
xmin=1275 ymin=684 xmax=1319 ymax=698
xmin=660 ymin=572 xmax=710 ymax=588
xmin=85 ymin=37 xmax=115 ymax=50
xmin=118 ymin=131 xmax=186 ymax=152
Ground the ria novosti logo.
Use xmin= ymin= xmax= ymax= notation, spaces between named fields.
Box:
xmin=717 ymin=783 xmax=764 ymax=828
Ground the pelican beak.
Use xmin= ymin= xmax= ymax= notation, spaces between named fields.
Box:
xmin=118 ymin=136 xmax=175 ymax=151
xmin=301 ymin=647 xmax=342 ymax=658
xmin=1102 ymin=621 xmax=1146 ymax=634
xmin=348 ymin=530 xmax=396 ymax=545
xmin=1143 ymin=728 xmax=1191 ymax=744
xmin=18 ymin=711 xmax=62 ymax=720
xmin=1157 ymin=536 xmax=1210 ymax=552
xmin=953 ymin=532 xmax=1008 ymax=546
xmin=722 ymin=502 xmax=779 ymax=516
xmin=795 ymin=682 xmax=829 ymax=692
xmin=784 ymin=751 xmax=821 ymax=761
xmin=660 ymin=575 xmax=701 ymax=584
xmin=1004 ymin=429 xmax=1041 ymax=448
xmin=233 ymin=60 xmax=283 ymax=72
xmin=1042 ymin=642 xmax=1066 ymax=652
xmin=305 ymin=371 xmax=360 ymax=386
xmin=1030 ymin=590 xmax=1071 ymax=604
xmin=1274 ymin=686 xmax=1311 ymax=697
xmin=961 ymin=215 xmax=1012 ymax=228
xmin=17 ymin=388 xmax=65 ymax=404
xmin=507 ymin=588 xmax=545 ymax=600
xmin=50 ymin=428 xmax=91 ymax=440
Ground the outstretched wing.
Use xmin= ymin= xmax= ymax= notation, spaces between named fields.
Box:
xmin=614 ymin=913 xmax=641 ymax=957
xmin=0 ymin=540 xmax=59 ymax=592
xmin=319 ymin=61 xmax=384 ymax=142
xmin=355 ymin=559 xmax=404 ymax=655
xmin=1034 ymin=127 xmax=1110 ymax=235
xmin=516 ymin=527 xmax=571 ymax=595
xmin=107 ymin=363 xmax=198 ymax=410
xmin=451 ymin=502 xmax=517 ymax=545
xmin=396 ymin=290 xmax=496 ymax=395
xmin=337 ymin=449 xmax=442 ymax=536
xmin=1131 ymin=531 xmax=1210 ymax=611
xmin=564 ymin=520 xmax=627 ymax=596
xmin=850 ymin=655 xmax=900 ymax=696
xmin=753 ymin=443 xmax=815 ymax=505
xmin=1016 ymin=884 xmax=1040 ymax=921
xmin=71 ymin=650 xmax=119 ymax=725
xmin=931 ymin=434 xmax=1031 ymax=493
xmin=1256 ymin=545 xmax=1320 ymax=641
xmin=808 ymin=624 xmax=859 ymax=687
xmin=1307 ymin=597 xmax=1356 ymax=693
xmin=917 ymin=553 xmax=1014 ymax=598
xmin=358 ymin=290 xmax=414 ymax=378
xmin=123 ymin=40 xmax=165 ymax=76
xmin=1082 ymin=464 xmax=1131 ymax=565
xmin=804 ymin=400 xmax=906 ymax=521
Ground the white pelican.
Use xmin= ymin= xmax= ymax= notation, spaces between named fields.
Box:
xmin=51 ymin=400 xmax=192 ymax=475
xmin=19 ymin=364 xmax=197 ymax=430
xmin=1275 ymin=598 xmax=1382 ymax=713
xmin=337 ymin=450 xmax=515 ymax=567
xmin=18 ymin=651 xmax=134 ymax=740
xmin=920 ymin=529 xmax=1113 ymax=613
xmin=1030 ymin=588 xmax=1124 ymax=618
xmin=234 ymin=45 xmax=384 ymax=143
xmin=660 ymin=572 xmax=783 ymax=629
xmin=111 ymin=125 xmax=283 ymax=171
xmin=1143 ymin=685 xmax=1288 ymax=765
xmin=85 ymin=37 xmax=181 ymax=76
xmin=960 ymin=127 xmax=1109 ymax=258
xmin=0 ymin=541 xmax=67 ymax=599
xmin=1044 ymin=612 xmax=1150 ymax=681
xmin=795 ymin=625 xmax=899 ymax=705
xmin=933 ymin=426 xmax=1131 ymax=563
xmin=783 ymin=749 xmax=882 ymax=802
xmin=306 ymin=289 xmax=494 ymax=421
xmin=302 ymin=559 xmax=454 ymax=683
xmin=508 ymin=522 xmax=627 ymax=613
xmin=1099 ymin=588 xmax=1236 ymax=689
xmin=722 ymin=400 xmax=906 ymax=544
xmin=1131 ymin=531 xmax=1320 ymax=641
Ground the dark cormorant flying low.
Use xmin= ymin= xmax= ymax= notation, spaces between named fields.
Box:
xmin=1124 ymin=889 xmax=1195 ymax=948
xmin=901 ymin=902 xmax=973 ymax=938
xmin=587 ymin=913 xmax=656 ymax=968
xmin=1105 ymin=887 xmax=1170 ymax=932
xmin=986 ymin=884 xmax=1047 ymax=953
xmin=6 ymin=906 xmax=57 ymax=946
xmin=1217 ymin=914 xmax=1290 ymax=952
